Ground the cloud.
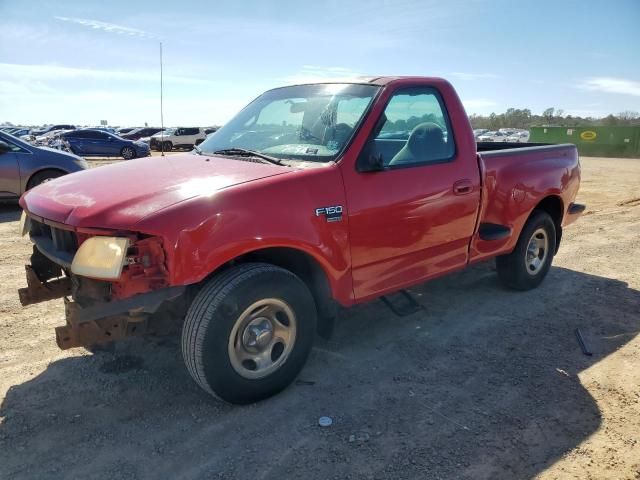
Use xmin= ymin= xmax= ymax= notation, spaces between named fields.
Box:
xmin=580 ymin=77 xmax=640 ymax=97
xmin=54 ymin=16 xmax=155 ymax=39
xmin=282 ymin=65 xmax=371 ymax=85
xmin=449 ymin=72 xmax=500 ymax=81
xmin=0 ymin=63 xmax=211 ymax=86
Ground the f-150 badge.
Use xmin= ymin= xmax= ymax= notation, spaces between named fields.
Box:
xmin=315 ymin=205 xmax=343 ymax=222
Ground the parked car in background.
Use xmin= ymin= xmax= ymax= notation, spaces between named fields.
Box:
xmin=149 ymin=127 xmax=206 ymax=151
xmin=204 ymin=127 xmax=219 ymax=135
xmin=506 ymin=131 xmax=530 ymax=143
xmin=8 ymin=128 xmax=30 ymax=137
xmin=122 ymin=127 xmax=164 ymax=141
xmin=117 ymin=127 xmax=138 ymax=136
xmin=30 ymin=124 xmax=76 ymax=136
xmin=85 ymin=127 xmax=117 ymax=134
xmin=33 ymin=129 xmax=74 ymax=145
xmin=62 ymin=129 xmax=150 ymax=159
xmin=0 ymin=131 xmax=87 ymax=199
xmin=477 ymin=131 xmax=510 ymax=142
xmin=473 ymin=128 xmax=489 ymax=139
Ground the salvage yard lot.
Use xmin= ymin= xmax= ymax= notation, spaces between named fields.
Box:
xmin=0 ymin=156 xmax=638 ymax=479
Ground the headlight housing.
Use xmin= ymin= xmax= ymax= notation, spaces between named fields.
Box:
xmin=19 ymin=210 xmax=30 ymax=236
xmin=71 ymin=236 xmax=130 ymax=280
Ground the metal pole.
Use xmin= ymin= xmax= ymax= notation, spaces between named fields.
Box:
xmin=160 ymin=42 xmax=164 ymax=157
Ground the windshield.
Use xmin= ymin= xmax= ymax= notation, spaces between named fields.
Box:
xmin=199 ymin=83 xmax=380 ymax=163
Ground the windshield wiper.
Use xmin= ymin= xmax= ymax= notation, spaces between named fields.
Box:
xmin=211 ymin=148 xmax=284 ymax=166
xmin=193 ymin=145 xmax=203 ymax=155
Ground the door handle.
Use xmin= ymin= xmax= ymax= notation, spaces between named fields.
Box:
xmin=453 ymin=179 xmax=473 ymax=195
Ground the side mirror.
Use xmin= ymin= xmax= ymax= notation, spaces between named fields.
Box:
xmin=357 ymin=141 xmax=384 ymax=172
xmin=0 ymin=141 xmax=11 ymax=154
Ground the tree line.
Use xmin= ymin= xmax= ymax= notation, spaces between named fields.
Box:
xmin=469 ymin=108 xmax=640 ymax=130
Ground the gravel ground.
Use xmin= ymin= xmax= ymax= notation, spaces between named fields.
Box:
xmin=0 ymin=156 xmax=639 ymax=479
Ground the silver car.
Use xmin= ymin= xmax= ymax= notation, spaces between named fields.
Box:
xmin=0 ymin=131 xmax=88 ymax=200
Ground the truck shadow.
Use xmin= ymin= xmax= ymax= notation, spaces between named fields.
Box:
xmin=0 ymin=204 xmax=20 ymax=223
xmin=1 ymin=264 xmax=638 ymax=479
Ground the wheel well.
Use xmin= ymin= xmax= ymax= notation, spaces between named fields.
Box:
xmin=26 ymin=168 xmax=66 ymax=190
xmin=532 ymin=195 xmax=564 ymax=253
xmin=223 ymin=247 xmax=338 ymax=339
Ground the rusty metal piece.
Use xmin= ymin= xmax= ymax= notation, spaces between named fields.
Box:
xmin=55 ymin=314 xmax=150 ymax=350
xmin=18 ymin=265 xmax=71 ymax=306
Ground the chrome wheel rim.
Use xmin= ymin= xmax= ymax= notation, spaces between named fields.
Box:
xmin=228 ymin=299 xmax=297 ymax=379
xmin=525 ymin=227 xmax=549 ymax=275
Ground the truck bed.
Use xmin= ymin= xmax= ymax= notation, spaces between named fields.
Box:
xmin=471 ymin=142 xmax=581 ymax=263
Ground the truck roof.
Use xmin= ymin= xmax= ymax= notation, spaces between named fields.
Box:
xmin=281 ymin=76 xmax=449 ymax=89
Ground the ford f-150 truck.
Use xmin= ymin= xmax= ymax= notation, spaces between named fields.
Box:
xmin=18 ymin=77 xmax=584 ymax=404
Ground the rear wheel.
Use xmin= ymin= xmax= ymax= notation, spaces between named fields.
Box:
xmin=162 ymin=141 xmax=173 ymax=152
xmin=121 ymin=146 xmax=136 ymax=160
xmin=182 ymin=263 xmax=317 ymax=404
xmin=496 ymin=210 xmax=556 ymax=290
xmin=26 ymin=169 xmax=64 ymax=190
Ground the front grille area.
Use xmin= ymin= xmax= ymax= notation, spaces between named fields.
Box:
xmin=29 ymin=218 xmax=78 ymax=268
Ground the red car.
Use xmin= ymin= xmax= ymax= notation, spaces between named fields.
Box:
xmin=18 ymin=77 xmax=584 ymax=403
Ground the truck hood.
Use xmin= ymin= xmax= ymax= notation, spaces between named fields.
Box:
xmin=20 ymin=153 xmax=291 ymax=230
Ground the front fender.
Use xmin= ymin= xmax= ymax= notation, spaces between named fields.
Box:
xmin=136 ymin=165 xmax=354 ymax=306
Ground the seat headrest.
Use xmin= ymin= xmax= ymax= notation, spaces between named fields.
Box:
xmin=407 ymin=122 xmax=444 ymax=150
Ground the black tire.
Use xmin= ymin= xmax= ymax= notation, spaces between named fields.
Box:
xmin=195 ymin=139 xmax=204 ymax=146
xmin=26 ymin=169 xmax=64 ymax=190
xmin=496 ymin=210 xmax=556 ymax=290
xmin=162 ymin=141 xmax=173 ymax=152
xmin=121 ymin=146 xmax=136 ymax=160
xmin=182 ymin=263 xmax=317 ymax=404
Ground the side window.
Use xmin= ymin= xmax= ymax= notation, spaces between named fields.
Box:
xmin=2 ymin=138 xmax=29 ymax=153
xmin=375 ymin=87 xmax=454 ymax=167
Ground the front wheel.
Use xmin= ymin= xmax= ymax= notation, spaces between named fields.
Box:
xmin=496 ymin=210 xmax=557 ymax=290
xmin=121 ymin=146 xmax=136 ymax=160
xmin=26 ymin=169 xmax=64 ymax=190
xmin=182 ymin=263 xmax=317 ymax=404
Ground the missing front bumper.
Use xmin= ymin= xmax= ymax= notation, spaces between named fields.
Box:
xmin=57 ymin=286 xmax=186 ymax=350
xmin=18 ymin=265 xmax=71 ymax=306
xmin=19 ymin=258 xmax=186 ymax=349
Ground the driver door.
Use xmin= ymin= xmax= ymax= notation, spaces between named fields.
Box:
xmin=342 ymin=86 xmax=481 ymax=300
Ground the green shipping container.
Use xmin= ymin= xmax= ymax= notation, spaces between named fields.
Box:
xmin=529 ymin=126 xmax=640 ymax=158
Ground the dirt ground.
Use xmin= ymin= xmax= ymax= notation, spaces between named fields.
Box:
xmin=0 ymin=156 xmax=638 ymax=479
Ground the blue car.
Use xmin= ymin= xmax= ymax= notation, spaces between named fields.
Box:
xmin=62 ymin=129 xmax=150 ymax=160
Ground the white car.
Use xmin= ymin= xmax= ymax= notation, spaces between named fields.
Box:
xmin=506 ymin=131 xmax=530 ymax=143
xmin=477 ymin=131 xmax=510 ymax=142
xmin=32 ymin=129 xmax=74 ymax=145
xmin=149 ymin=127 xmax=206 ymax=151
xmin=473 ymin=129 xmax=489 ymax=139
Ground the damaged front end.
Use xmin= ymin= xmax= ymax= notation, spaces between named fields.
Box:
xmin=18 ymin=212 xmax=187 ymax=350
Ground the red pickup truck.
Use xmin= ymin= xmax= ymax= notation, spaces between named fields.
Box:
xmin=18 ymin=77 xmax=584 ymax=403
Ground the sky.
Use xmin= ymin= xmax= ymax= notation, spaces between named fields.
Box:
xmin=1 ymin=0 xmax=639 ymax=127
